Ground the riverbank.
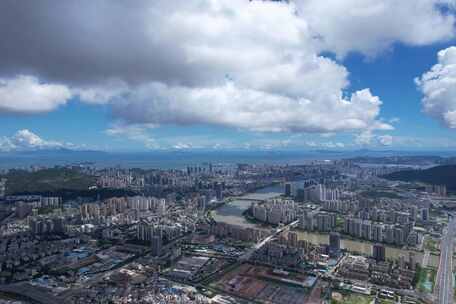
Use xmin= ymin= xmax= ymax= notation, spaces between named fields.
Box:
xmin=211 ymin=183 xmax=282 ymax=228
xmin=211 ymin=182 xmax=440 ymax=267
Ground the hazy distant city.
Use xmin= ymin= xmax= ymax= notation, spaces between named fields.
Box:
xmin=1 ymin=1 xmax=456 ymax=304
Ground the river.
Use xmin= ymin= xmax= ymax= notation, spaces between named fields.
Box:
xmin=213 ymin=183 xmax=440 ymax=267
xmin=293 ymin=230 xmax=439 ymax=267
xmin=212 ymin=185 xmax=282 ymax=229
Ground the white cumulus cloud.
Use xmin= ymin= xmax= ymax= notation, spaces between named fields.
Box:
xmin=94 ymin=0 xmax=391 ymax=134
xmin=0 ymin=76 xmax=72 ymax=114
xmin=0 ymin=0 xmax=454 ymax=136
xmin=112 ymin=82 xmax=389 ymax=133
xmin=378 ymin=135 xmax=393 ymax=146
xmin=355 ymin=130 xmax=393 ymax=146
xmin=105 ymin=123 xmax=158 ymax=149
xmin=297 ymin=0 xmax=455 ymax=57
xmin=416 ymin=46 xmax=456 ymax=128
xmin=0 ymin=129 xmax=74 ymax=151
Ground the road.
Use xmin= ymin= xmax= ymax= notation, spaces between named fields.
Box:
xmin=435 ymin=214 xmax=455 ymax=304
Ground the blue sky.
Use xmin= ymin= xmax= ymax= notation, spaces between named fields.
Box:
xmin=342 ymin=43 xmax=456 ymax=149
xmin=1 ymin=1 xmax=456 ymax=152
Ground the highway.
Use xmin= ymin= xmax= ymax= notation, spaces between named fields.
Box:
xmin=435 ymin=214 xmax=455 ymax=304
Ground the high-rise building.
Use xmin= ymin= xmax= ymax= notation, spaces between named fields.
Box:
xmin=407 ymin=230 xmax=420 ymax=246
xmin=0 ymin=178 xmax=6 ymax=198
xmin=15 ymin=201 xmax=32 ymax=219
xmin=361 ymin=220 xmax=372 ymax=240
xmin=395 ymin=211 xmax=410 ymax=224
xmin=409 ymin=206 xmax=418 ymax=221
xmin=284 ymin=183 xmax=293 ymax=197
xmin=425 ymin=184 xmax=447 ymax=196
xmin=157 ymin=199 xmax=167 ymax=215
xmin=295 ymin=188 xmax=305 ymax=202
xmin=299 ymin=212 xmax=315 ymax=231
xmin=288 ymin=231 xmax=298 ymax=247
xmin=344 ymin=217 xmax=362 ymax=237
xmin=373 ymin=243 xmax=385 ymax=262
xmin=151 ymin=235 xmax=162 ymax=257
xmin=421 ymin=208 xmax=429 ymax=222
xmin=393 ymin=227 xmax=405 ymax=245
xmin=198 ymin=195 xmax=207 ymax=212
xmin=398 ymin=254 xmax=406 ymax=269
xmin=215 ymin=182 xmax=223 ymax=201
xmin=305 ymin=211 xmax=337 ymax=232
xmin=329 ymin=232 xmax=341 ymax=256
xmin=408 ymin=252 xmax=416 ymax=270
xmin=306 ymin=184 xmax=326 ymax=202
xmin=372 ymin=224 xmax=383 ymax=242
xmin=251 ymin=199 xmax=296 ymax=225
xmin=52 ymin=217 xmax=66 ymax=234
xmin=29 ymin=216 xmax=66 ymax=235
xmin=384 ymin=225 xmax=395 ymax=244
xmin=41 ymin=197 xmax=62 ymax=208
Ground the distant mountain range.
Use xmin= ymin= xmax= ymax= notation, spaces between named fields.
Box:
xmin=383 ymin=165 xmax=456 ymax=191
xmin=350 ymin=155 xmax=456 ymax=166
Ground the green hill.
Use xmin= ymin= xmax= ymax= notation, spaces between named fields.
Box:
xmin=3 ymin=168 xmax=96 ymax=195
xmin=383 ymin=165 xmax=456 ymax=191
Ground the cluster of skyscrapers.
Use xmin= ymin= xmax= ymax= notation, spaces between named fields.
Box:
xmin=343 ymin=218 xmax=421 ymax=246
xmin=286 ymin=182 xmax=341 ymax=202
xmin=80 ymin=196 xmax=167 ymax=221
xmin=298 ymin=211 xmax=337 ymax=232
xmin=251 ymin=199 xmax=297 ymax=225
xmin=29 ymin=216 xmax=66 ymax=235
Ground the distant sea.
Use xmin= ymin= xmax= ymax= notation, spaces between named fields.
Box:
xmin=1 ymin=149 xmax=456 ymax=170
